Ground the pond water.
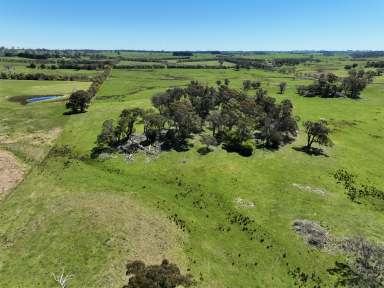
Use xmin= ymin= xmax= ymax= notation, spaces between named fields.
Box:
xmin=8 ymin=95 xmax=63 ymax=105
xmin=26 ymin=96 xmax=62 ymax=103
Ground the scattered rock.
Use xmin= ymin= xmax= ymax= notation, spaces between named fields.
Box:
xmin=234 ymin=197 xmax=255 ymax=209
xmin=292 ymin=183 xmax=327 ymax=196
xmin=292 ymin=220 xmax=329 ymax=249
xmin=118 ymin=135 xmax=162 ymax=163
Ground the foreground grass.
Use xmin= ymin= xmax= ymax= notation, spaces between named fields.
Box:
xmin=0 ymin=67 xmax=383 ymax=287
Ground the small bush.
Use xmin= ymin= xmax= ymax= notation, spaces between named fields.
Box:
xmin=123 ymin=259 xmax=193 ymax=288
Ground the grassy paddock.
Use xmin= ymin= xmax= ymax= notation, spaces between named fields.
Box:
xmin=0 ymin=62 xmax=383 ymax=287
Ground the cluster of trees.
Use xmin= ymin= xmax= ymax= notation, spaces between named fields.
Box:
xmin=366 ymin=61 xmax=384 ymax=68
xmin=344 ymin=63 xmax=358 ymax=70
xmin=161 ymin=82 xmax=298 ymax=152
xmin=0 ymin=71 xmax=91 ymax=81
xmin=27 ymin=63 xmax=53 ymax=69
xmin=243 ymin=80 xmax=287 ymax=94
xmin=297 ymin=70 xmax=374 ymax=99
xmin=15 ymin=52 xmax=50 ymax=60
xmin=242 ymin=80 xmax=261 ymax=90
xmin=222 ymin=57 xmax=317 ymax=70
xmin=123 ymin=259 xmax=193 ymax=288
xmin=65 ymin=66 xmax=112 ymax=114
xmin=350 ymin=51 xmax=384 ymax=58
xmin=95 ymin=80 xmax=299 ymax=156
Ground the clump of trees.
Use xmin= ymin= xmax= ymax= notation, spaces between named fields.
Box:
xmin=297 ymin=70 xmax=373 ymax=99
xmin=152 ymin=81 xmax=298 ymax=153
xmin=94 ymin=80 xmax=299 ymax=157
xmin=123 ymin=259 xmax=193 ymax=288
xmin=344 ymin=63 xmax=358 ymax=70
xmin=242 ymin=80 xmax=261 ymax=91
xmin=341 ymin=70 xmax=374 ymax=99
xmin=366 ymin=61 xmax=384 ymax=68
xmin=351 ymin=51 xmax=384 ymax=58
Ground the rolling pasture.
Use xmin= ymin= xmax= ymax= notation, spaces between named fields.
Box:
xmin=0 ymin=54 xmax=383 ymax=287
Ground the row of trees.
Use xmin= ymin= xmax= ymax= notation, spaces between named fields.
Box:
xmin=224 ymin=58 xmax=273 ymax=70
xmin=297 ymin=69 xmax=374 ymax=99
xmin=2 ymin=48 xmax=112 ymax=60
xmin=95 ymin=81 xmax=300 ymax=156
xmin=27 ymin=62 xmax=108 ymax=71
xmin=114 ymin=64 xmax=230 ymax=69
xmin=0 ymin=71 xmax=91 ymax=81
xmin=272 ymin=57 xmax=319 ymax=67
xmin=172 ymin=51 xmax=193 ymax=57
xmin=65 ymin=66 xmax=112 ymax=113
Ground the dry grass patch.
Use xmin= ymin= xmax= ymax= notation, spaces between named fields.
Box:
xmin=62 ymin=192 xmax=188 ymax=287
xmin=0 ymin=128 xmax=62 ymax=161
xmin=0 ymin=150 xmax=26 ymax=196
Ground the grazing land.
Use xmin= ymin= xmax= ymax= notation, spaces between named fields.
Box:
xmin=0 ymin=50 xmax=384 ymax=287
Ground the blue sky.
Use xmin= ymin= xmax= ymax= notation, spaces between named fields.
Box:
xmin=1 ymin=0 xmax=383 ymax=50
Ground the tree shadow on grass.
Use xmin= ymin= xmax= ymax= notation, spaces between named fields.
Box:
xmin=63 ymin=110 xmax=87 ymax=116
xmin=197 ymin=146 xmax=213 ymax=155
xmin=222 ymin=143 xmax=253 ymax=157
xmin=161 ymin=139 xmax=193 ymax=152
xmin=255 ymin=142 xmax=279 ymax=152
xmin=293 ymin=146 xmax=329 ymax=157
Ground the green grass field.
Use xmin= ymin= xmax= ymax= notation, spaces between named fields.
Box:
xmin=0 ymin=57 xmax=383 ymax=287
